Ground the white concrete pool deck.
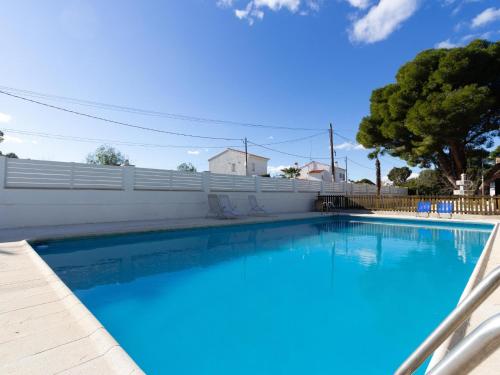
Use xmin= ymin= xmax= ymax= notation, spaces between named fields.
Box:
xmin=1 ymin=211 xmax=499 ymax=374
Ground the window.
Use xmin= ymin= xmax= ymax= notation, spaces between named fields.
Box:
xmin=252 ymin=162 xmax=255 ymax=172
xmin=231 ymin=163 xmax=236 ymax=172
xmin=339 ymin=173 xmax=345 ymax=181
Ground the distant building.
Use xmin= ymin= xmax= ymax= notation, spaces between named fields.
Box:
xmin=487 ymin=158 xmax=500 ymax=196
xmin=299 ymin=161 xmax=346 ymax=182
xmin=208 ymin=148 xmax=269 ymax=176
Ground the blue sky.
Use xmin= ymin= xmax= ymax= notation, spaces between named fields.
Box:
xmin=0 ymin=0 xmax=499 ymax=181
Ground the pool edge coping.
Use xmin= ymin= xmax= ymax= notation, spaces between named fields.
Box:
xmin=0 ymin=239 xmax=144 ymax=374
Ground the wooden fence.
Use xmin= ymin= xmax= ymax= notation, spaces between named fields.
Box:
xmin=318 ymin=195 xmax=500 ymax=215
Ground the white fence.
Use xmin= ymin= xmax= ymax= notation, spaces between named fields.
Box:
xmin=134 ymin=168 xmax=203 ymax=191
xmin=1 ymin=157 xmax=407 ymax=195
xmin=4 ymin=158 xmax=124 ymax=190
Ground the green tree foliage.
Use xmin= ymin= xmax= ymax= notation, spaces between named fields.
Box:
xmin=404 ymin=170 xmax=453 ymax=196
xmin=0 ymin=152 xmax=18 ymax=158
xmin=356 ymin=40 xmax=500 ymax=189
xmin=354 ymin=178 xmax=375 ymax=185
xmin=177 ymin=162 xmax=197 ymax=172
xmin=0 ymin=130 xmax=19 ymax=158
xmin=280 ymin=166 xmax=301 ymax=179
xmin=86 ymin=145 xmax=127 ymax=166
xmin=387 ymin=166 xmax=412 ymax=186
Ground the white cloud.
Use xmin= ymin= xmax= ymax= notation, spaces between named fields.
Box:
xmin=187 ymin=150 xmax=201 ymax=155
xmin=267 ymin=165 xmax=289 ymax=176
xmin=235 ymin=2 xmax=265 ymax=25
xmin=346 ymin=0 xmax=371 ymax=10
xmin=335 ymin=141 xmax=365 ymax=151
xmin=472 ymin=7 xmax=500 ymax=28
xmin=3 ymin=135 xmax=23 ymax=144
xmin=254 ymin=0 xmax=300 ymax=11
xmin=349 ymin=0 xmax=419 ymax=44
xmin=409 ymin=172 xmax=419 ymax=179
xmin=305 ymin=0 xmax=320 ymax=12
xmin=216 ymin=0 xmax=234 ymax=8
xmin=435 ymin=39 xmax=459 ymax=48
xmin=0 ymin=112 xmax=12 ymax=123
xmin=230 ymin=0 xmax=318 ymax=24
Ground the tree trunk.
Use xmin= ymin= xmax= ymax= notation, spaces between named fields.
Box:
xmin=376 ymin=158 xmax=381 ymax=196
xmin=449 ymin=142 xmax=466 ymax=177
xmin=437 ymin=152 xmax=459 ymax=189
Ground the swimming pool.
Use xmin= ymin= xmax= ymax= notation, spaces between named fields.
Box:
xmin=35 ymin=216 xmax=493 ymax=374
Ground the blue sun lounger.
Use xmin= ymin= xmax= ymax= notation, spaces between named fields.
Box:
xmin=437 ymin=201 xmax=453 ymax=218
xmin=416 ymin=201 xmax=431 ymax=217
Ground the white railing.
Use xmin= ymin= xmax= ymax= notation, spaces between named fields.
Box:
xmin=210 ymin=173 xmax=256 ymax=192
xmin=134 ymin=168 xmax=203 ymax=191
xmin=260 ymin=177 xmax=294 ymax=192
xmin=323 ymin=180 xmax=407 ymax=196
xmin=1 ymin=157 xmax=407 ymax=195
xmin=5 ymin=158 xmax=123 ymax=190
xmin=296 ymin=179 xmax=322 ymax=192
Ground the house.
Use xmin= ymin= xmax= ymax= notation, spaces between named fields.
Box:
xmin=298 ymin=161 xmax=346 ymax=182
xmin=487 ymin=157 xmax=500 ymax=196
xmin=208 ymin=148 xmax=269 ymax=176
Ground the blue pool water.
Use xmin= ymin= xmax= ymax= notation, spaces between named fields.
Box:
xmin=35 ymin=217 xmax=493 ymax=374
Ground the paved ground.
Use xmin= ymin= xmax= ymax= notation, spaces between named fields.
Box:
xmin=1 ymin=211 xmax=499 ymax=374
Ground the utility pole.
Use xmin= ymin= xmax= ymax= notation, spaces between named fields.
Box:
xmin=244 ymin=137 xmax=248 ymax=176
xmin=344 ymin=156 xmax=348 ymax=182
xmin=329 ymin=123 xmax=336 ymax=183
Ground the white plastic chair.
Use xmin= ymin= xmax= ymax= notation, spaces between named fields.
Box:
xmin=207 ymin=194 xmax=238 ymax=219
xmin=218 ymin=195 xmax=241 ymax=218
xmin=248 ymin=195 xmax=269 ymax=216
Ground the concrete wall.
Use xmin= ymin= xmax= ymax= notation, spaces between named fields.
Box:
xmin=0 ymin=156 xmax=406 ymax=229
xmin=0 ymin=188 xmax=316 ymax=229
xmin=208 ymin=149 xmax=268 ymax=176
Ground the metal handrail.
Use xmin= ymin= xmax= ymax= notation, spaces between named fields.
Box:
xmin=427 ymin=313 xmax=500 ymax=375
xmin=394 ymin=266 xmax=500 ymax=375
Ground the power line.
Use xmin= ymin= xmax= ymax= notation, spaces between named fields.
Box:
xmin=0 ymin=85 xmax=359 ymax=143
xmin=0 ymin=85 xmax=326 ymax=132
xmin=2 ymin=128 xmax=244 ymax=149
xmin=261 ymin=130 xmax=328 ymax=145
xmin=2 ymin=128 xmax=328 ymax=149
xmin=0 ymin=90 xmax=243 ymax=141
xmin=346 ymin=157 xmax=373 ymax=170
xmin=247 ymin=140 xmax=331 ymax=160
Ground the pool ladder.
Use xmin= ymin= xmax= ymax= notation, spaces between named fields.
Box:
xmin=395 ymin=266 xmax=500 ymax=375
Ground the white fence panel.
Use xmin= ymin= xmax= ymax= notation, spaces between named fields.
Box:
xmin=134 ymin=168 xmax=203 ymax=191
xmin=5 ymin=159 xmax=124 ymax=190
xmin=260 ymin=177 xmax=294 ymax=192
xmin=296 ymin=179 xmax=322 ymax=192
xmin=72 ymin=164 xmax=123 ymax=189
xmin=5 ymin=159 xmax=72 ymax=188
xmin=171 ymin=171 xmax=204 ymax=191
xmin=210 ymin=173 xmax=255 ymax=192
xmin=323 ymin=181 xmax=348 ymax=194
xmin=352 ymin=183 xmax=376 ymax=195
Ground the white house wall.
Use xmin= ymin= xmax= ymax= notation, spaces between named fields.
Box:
xmin=209 ymin=150 xmax=267 ymax=176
